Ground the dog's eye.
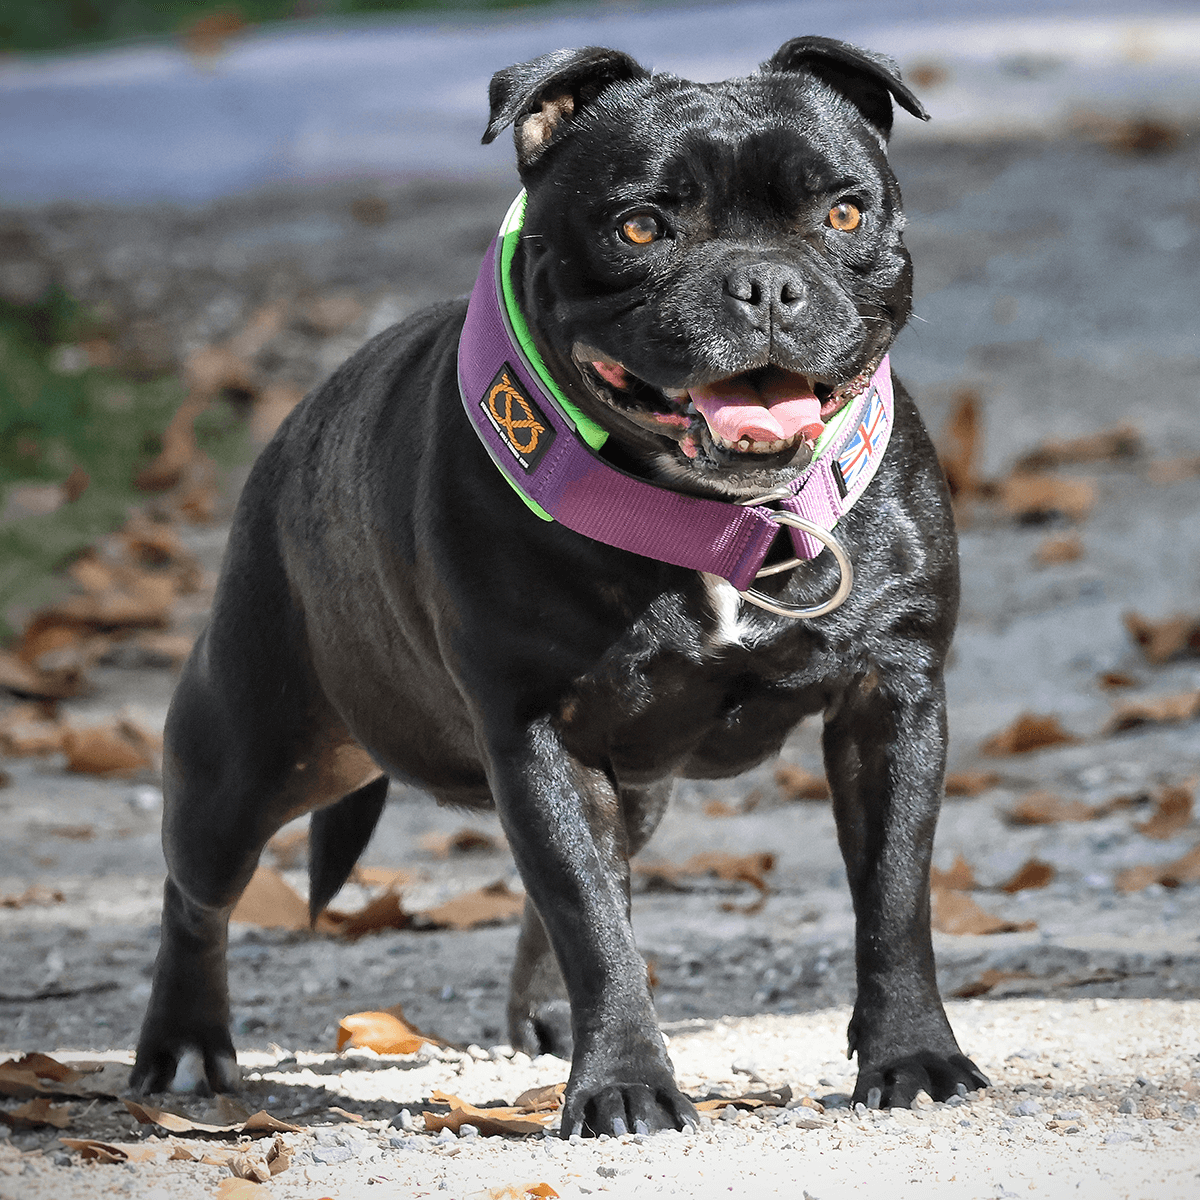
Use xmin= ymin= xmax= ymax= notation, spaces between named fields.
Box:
xmin=620 ymin=214 xmax=663 ymax=245
xmin=827 ymin=202 xmax=862 ymax=232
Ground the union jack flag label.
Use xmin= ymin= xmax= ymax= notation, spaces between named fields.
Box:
xmin=833 ymin=387 xmax=890 ymax=498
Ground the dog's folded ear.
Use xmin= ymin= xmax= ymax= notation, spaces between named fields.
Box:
xmin=484 ymin=46 xmax=649 ymax=168
xmin=764 ymin=36 xmax=929 ymax=138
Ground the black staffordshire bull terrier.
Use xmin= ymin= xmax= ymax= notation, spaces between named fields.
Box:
xmin=132 ymin=36 xmax=990 ymax=1136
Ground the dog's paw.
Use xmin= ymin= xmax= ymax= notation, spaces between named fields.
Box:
xmin=130 ymin=1036 xmax=240 ymax=1096
xmin=560 ymin=1079 xmax=698 ymax=1138
xmin=510 ymin=996 xmax=574 ymax=1060
xmin=853 ymin=1051 xmax=990 ymax=1109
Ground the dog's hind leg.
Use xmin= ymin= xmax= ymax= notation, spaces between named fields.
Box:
xmin=507 ymin=778 xmax=672 ymax=1060
xmin=823 ymin=667 xmax=991 ymax=1108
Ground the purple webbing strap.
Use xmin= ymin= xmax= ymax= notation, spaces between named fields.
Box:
xmin=457 ymin=234 xmax=894 ymax=591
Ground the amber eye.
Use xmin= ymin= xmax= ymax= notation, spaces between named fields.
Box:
xmin=620 ymin=214 xmax=663 ymax=245
xmin=828 ymin=202 xmax=862 ymax=232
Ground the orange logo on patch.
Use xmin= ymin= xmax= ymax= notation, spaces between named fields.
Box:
xmin=481 ymin=365 xmax=556 ymax=471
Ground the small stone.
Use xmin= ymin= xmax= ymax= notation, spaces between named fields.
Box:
xmin=311 ymin=1144 xmax=354 ymax=1164
xmin=1012 ymin=1100 xmax=1041 ymax=1117
xmin=388 ymin=1135 xmax=425 ymax=1151
xmin=1054 ymin=1111 xmax=1083 ymax=1122
xmin=1105 ymin=1131 xmax=1133 ymax=1144
xmin=435 ymin=1126 xmax=457 ymax=1143
xmin=390 ymin=1109 xmax=414 ymax=1131
xmin=1118 ymin=1097 xmax=1138 ymax=1114
xmin=458 ymin=1124 xmax=479 ymax=1139
xmin=597 ymin=1165 xmax=621 ymax=1178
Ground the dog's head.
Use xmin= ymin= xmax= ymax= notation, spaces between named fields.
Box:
xmin=484 ymin=38 xmax=928 ymax=499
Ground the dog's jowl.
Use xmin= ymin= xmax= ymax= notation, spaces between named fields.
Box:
xmin=132 ymin=37 xmax=990 ymax=1136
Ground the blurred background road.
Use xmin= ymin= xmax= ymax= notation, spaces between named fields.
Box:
xmin=2 ymin=1 xmax=1200 ymax=1190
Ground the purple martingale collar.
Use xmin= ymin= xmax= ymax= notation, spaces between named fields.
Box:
xmin=457 ymin=223 xmax=894 ymax=602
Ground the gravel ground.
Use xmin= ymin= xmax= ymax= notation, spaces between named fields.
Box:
xmin=3 ymin=130 xmax=1200 ymax=1196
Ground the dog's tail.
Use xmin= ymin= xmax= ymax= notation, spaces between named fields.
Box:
xmin=308 ymin=777 xmax=390 ymax=923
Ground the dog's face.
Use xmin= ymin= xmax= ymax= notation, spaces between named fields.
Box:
xmin=485 ymin=39 xmax=927 ymax=499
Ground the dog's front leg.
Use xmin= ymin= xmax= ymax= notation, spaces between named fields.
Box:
xmin=823 ymin=668 xmax=991 ymax=1108
xmin=487 ymin=717 xmax=696 ymax=1137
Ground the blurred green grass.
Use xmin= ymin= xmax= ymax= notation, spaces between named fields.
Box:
xmin=0 ymin=0 xmax=562 ymax=56
xmin=0 ymin=291 xmax=248 ymax=641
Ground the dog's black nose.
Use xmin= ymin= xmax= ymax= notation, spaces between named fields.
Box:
xmin=724 ymin=262 xmax=808 ymax=331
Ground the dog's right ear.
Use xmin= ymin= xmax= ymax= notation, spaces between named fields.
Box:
xmin=483 ymin=46 xmax=649 ymax=169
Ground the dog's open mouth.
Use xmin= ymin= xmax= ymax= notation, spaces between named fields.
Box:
xmin=574 ymin=350 xmax=877 ymax=464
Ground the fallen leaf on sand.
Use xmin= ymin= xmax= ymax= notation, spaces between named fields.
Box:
xmin=1007 ymin=791 xmax=1101 ymax=826
xmin=417 ymin=881 xmax=525 ymax=930
xmin=486 ymin=1184 xmax=559 ymax=1199
xmin=1014 ymin=424 xmax=1140 ymax=471
xmin=931 ymin=889 xmax=1035 ymax=935
xmin=336 ymin=1004 xmax=442 ymax=1056
xmin=999 ymin=858 xmax=1056 ymax=893
xmin=774 ymin=763 xmax=830 ymax=800
xmin=0 ymin=649 xmax=84 ymax=701
xmin=512 ymin=1084 xmax=566 ymax=1112
xmin=982 ymin=713 xmax=1080 ymax=755
xmin=1115 ymin=842 xmax=1200 ymax=893
xmin=0 ymin=1053 xmax=84 ymax=1097
xmin=62 ymin=718 xmax=158 ymax=777
xmin=214 ymin=1179 xmax=272 ymax=1200
xmin=1148 ymin=455 xmax=1200 ymax=484
xmin=230 ymin=866 xmax=311 ymax=932
xmin=1123 ymin=611 xmax=1200 ymax=665
xmin=0 ymin=885 xmax=64 ymax=909
xmin=1105 ymin=691 xmax=1200 ymax=734
xmin=944 ymin=770 xmax=1000 ymax=797
xmin=0 ymin=1097 xmax=72 ymax=1128
xmin=229 ymin=1151 xmax=271 ymax=1183
xmin=953 ymin=969 xmax=1037 ymax=999
xmin=1034 ymin=533 xmax=1084 ymax=566
xmin=930 ymin=855 xmax=977 ymax=891
xmin=60 ymin=1138 xmax=162 ymax=1164
xmin=703 ymin=799 xmax=738 ymax=817
xmin=249 ymin=383 xmax=305 ymax=445
xmin=1136 ymin=783 xmax=1194 ymax=840
xmin=1098 ymin=671 xmax=1139 ymax=690
xmin=636 ymin=851 xmax=776 ymax=893
xmin=0 ymin=704 xmax=65 ymax=755
xmin=350 ymin=865 xmax=413 ymax=890
xmin=419 ymin=827 xmax=501 ymax=858
xmin=695 ymin=1085 xmax=793 ymax=1113
xmin=321 ymin=889 xmax=412 ymax=939
xmin=938 ymin=388 xmax=983 ymax=500
xmin=999 ymin=473 xmax=1097 ymax=522
xmin=422 ymin=1089 xmax=556 ymax=1137
xmin=123 ymin=1097 xmax=301 ymax=1136
xmin=265 ymin=1135 xmax=291 ymax=1176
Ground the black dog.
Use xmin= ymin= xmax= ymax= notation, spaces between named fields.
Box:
xmin=132 ymin=37 xmax=990 ymax=1136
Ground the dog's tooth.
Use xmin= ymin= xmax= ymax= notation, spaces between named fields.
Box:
xmin=737 ymin=437 xmax=751 ymax=450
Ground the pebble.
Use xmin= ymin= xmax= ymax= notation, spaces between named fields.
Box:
xmin=311 ymin=1144 xmax=355 ymax=1164
xmin=388 ymin=1135 xmax=426 ymax=1151
xmin=1105 ymin=1130 xmax=1133 ymax=1144
xmin=1118 ymin=1097 xmax=1138 ymax=1114
xmin=1012 ymin=1100 xmax=1041 ymax=1117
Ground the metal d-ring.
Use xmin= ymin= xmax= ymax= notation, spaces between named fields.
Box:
xmin=737 ymin=511 xmax=853 ymax=619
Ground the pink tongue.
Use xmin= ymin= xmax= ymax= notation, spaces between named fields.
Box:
xmin=690 ymin=376 xmax=822 ymax=445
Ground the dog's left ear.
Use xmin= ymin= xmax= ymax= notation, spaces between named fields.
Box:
xmin=764 ymin=36 xmax=929 ymax=138
xmin=483 ymin=46 xmax=649 ymax=169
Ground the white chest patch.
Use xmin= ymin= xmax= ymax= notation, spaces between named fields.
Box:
xmin=700 ymin=572 xmax=756 ymax=648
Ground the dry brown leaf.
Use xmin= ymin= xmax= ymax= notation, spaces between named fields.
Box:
xmin=0 ymin=1053 xmax=84 ymax=1097
xmin=417 ymin=881 xmax=525 ymax=931
xmin=350 ymin=865 xmax=413 ymax=890
xmin=123 ymin=1097 xmax=301 ymax=1137
xmin=1015 ymin=425 xmax=1141 ymax=471
xmin=1007 ymin=791 xmax=1099 ymax=825
xmin=0 ymin=649 xmax=83 ymax=701
xmin=1123 ymin=611 xmax=1200 ymax=665
xmin=999 ymin=858 xmax=1056 ymax=893
xmin=321 ymin=889 xmax=412 ymax=940
xmin=249 ymin=384 xmax=305 ymax=446
xmin=131 ymin=631 xmax=196 ymax=666
xmin=511 ymin=1083 xmax=565 ymax=1112
xmin=62 ymin=719 xmax=157 ymax=777
xmin=1098 ymin=671 xmax=1139 ymax=690
xmin=422 ymin=1095 xmax=555 ymax=1137
xmin=982 ymin=713 xmax=1079 ymax=756
xmin=47 ymin=822 xmax=95 ymax=840
xmin=181 ymin=9 xmax=248 ymax=57
xmin=774 ymin=762 xmax=830 ymax=800
xmin=1105 ymin=691 xmax=1200 ymax=734
xmin=930 ymin=854 xmax=977 ymax=891
xmin=486 ymin=1184 xmax=560 ymax=1199
xmin=1137 ymin=784 xmax=1194 ymax=840
xmin=265 ymin=1134 xmax=291 ymax=1176
xmin=1161 ymin=842 xmax=1200 ymax=887
xmin=999 ymin=473 xmax=1097 ymax=522
xmin=228 ymin=1152 xmax=271 ymax=1183
xmin=953 ymin=968 xmax=1036 ymax=998
xmin=931 ymin=888 xmax=1035 ymax=935
xmin=299 ymin=292 xmax=364 ymax=336
xmin=419 ymin=827 xmax=501 ymax=858
xmin=0 ymin=885 xmax=64 ymax=909
xmin=135 ymin=393 xmax=210 ymax=492
xmin=703 ymin=799 xmax=738 ymax=817
xmin=214 ymin=1179 xmax=271 ymax=1200
xmin=938 ymin=388 xmax=982 ymax=500
xmin=944 ymin=770 xmax=1000 ymax=797
xmin=695 ymin=1085 xmax=793 ymax=1112
xmin=230 ymin=866 xmax=310 ymax=932
xmin=336 ymin=1006 xmax=438 ymax=1056
xmin=0 ymin=1097 xmax=71 ymax=1128
xmin=1034 ymin=533 xmax=1084 ymax=566
xmin=1114 ymin=863 xmax=1164 ymax=894
xmin=1148 ymin=456 xmax=1200 ymax=484
xmin=60 ymin=1137 xmax=161 ymax=1163
xmin=0 ymin=705 xmax=65 ymax=756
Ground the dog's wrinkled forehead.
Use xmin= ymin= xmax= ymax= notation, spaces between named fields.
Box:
xmin=483 ymin=37 xmax=928 ymax=180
